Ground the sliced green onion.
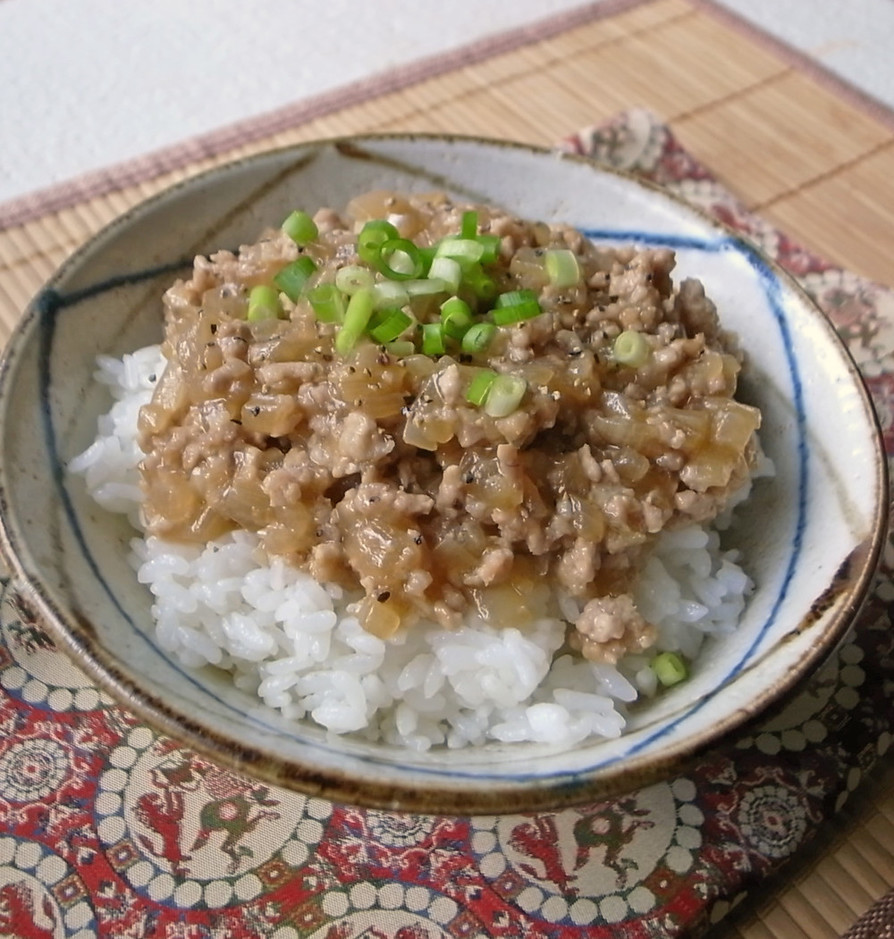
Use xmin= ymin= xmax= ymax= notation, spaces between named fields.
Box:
xmin=477 ymin=234 xmax=501 ymax=265
xmin=461 ymin=321 xmax=496 ymax=354
xmin=281 ymin=209 xmax=318 ymax=245
xmin=247 ymin=284 xmax=282 ymax=322
xmin=460 ymin=210 xmax=479 ymax=239
xmin=371 ymin=280 xmax=410 ymax=310
xmin=366 ymin=307 xmax=389 ymax=332
xmin=417 ymin=244 xmax=437 ymax=275
xmin=377 ymin=238 xmax=425 ymax=280
xmin=613 ymin=329 xmax=651 ymax=368
xmin=272 ymin=255 xmax=317 ymax=302
xmin=385 ymin=339 xmax=416 ymax=357
xmin=483 ymin=374 xmax=526 ymax=417
xmin=492 ymin=289 xmax=542 ymax=325
xmin=405 ymin=278 xmax=448 ymax=299
xmin=307 ymin=283 xmax=345 ymax=323
xmin=465 ymin=368 xmax=498 ymax=406
xmin=428 ymin=256 xmax=462 ymax=294
xmin=335 ymin=287 xmax=374 ymax=355
xmin=440 ymin=296 xmax=472 ymax=339
xmin=370 ymin=309 xmax=413 ymax=344
xmin=545 ymin=248 xmax=582 ymax=288
xmin=421 ymin=322 xmax=446 ymax=356
xmin=651 ymin=651 xmax=688 ymax=687
xmin=358 ymin=219 xmax=400 ymax=266
xmin=464 ymin=265 xmax=498 ymax=301
xmin=335 ymin=265 xmax=375 ymax=295
xmin=435 ymin=236 xmax=485 ymax=267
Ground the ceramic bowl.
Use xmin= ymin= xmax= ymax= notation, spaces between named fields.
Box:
xmin=0 ymin=136 xmax=886 ymax=814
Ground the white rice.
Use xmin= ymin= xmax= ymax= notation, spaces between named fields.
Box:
xmin=71 ymin=346 xmax=760 ymax=750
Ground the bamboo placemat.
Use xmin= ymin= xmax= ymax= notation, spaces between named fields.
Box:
xmin=2 ymin=1 xmax=893 ymax=936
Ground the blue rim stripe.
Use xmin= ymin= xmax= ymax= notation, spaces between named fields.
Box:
xmin=37 ymin=230 xmax=807 ymax=783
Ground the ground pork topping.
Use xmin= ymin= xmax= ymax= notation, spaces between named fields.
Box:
xmin=137 ymin=190 xmax=760 ymax=660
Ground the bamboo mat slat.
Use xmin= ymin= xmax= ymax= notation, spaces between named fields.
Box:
xmin=1 ymin=1 xmax=894 ymax=936
xmin=763 ymin=141 xmax=894 ymax=287
xmin=674 ymin=70 xmax=892 ymax=206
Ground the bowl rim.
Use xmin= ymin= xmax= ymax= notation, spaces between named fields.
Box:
xmin=0 ymin=131 xmax=888 ymax=814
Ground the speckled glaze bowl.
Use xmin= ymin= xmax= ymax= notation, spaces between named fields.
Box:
xmin=0 ymin=136 xmax=886 ymax=814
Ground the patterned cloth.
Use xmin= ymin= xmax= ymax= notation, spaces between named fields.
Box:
xmin=842 ymin=887 xmax=894 ymax=939
xmin=0 ymin=110 xmax=891 ymax=938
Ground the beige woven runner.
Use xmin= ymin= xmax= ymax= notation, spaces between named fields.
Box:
xmin=2 ymin=1 xmax=893 ymax=935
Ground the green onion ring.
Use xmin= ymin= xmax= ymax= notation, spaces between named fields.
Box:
xmin=273 ymin=255 xmax=318 ymax=302
xmin=358 ymin=219 xmax=400 ymax=266
xmin=545 ymin=248 xmax=582 ymax=288
xmin=421 ymin=322 xmax=446 ymax=356
xmin=247 ymin=284 xmax=283 ymax=322
xmin=476 ymin=234 xmax=501 ymax=265
xmin=461 ymin=321 xmax=496 ymax=354
xmin=428 ymin=256 xmax=462 ymax=294
xmin=307 ymin=283 xmax=345 ymax=323
xmin=370 ymin=309 xmax=413 ymax=344
xmin=440 ymin=296 xmax=473 ymax=339
xmin=613 ymin=329 xmax=651 ymax=368
xmin=465 ymin=368 xmax=498 ymax=406
xmin=281 ymin=209 xmax=318 ymax=245
xmin=435 ymin=236 xmax=485 ymax=267
xmin=335 ymin=265 xmax=375 ymax=295
xmin=371 ymin=280 xmax=410 ymax=310
xmin=651 ymin=651 xmax=688 ymax=687
xmin=492 ymin=289 xmax=542 ymax=325
xmin=335 ymin=287 xmax=374 ymax=355
xmin=377 ymin=238 xmax=425 ymax=280
xmin=483 ymin=374 xmax=527 ymax=417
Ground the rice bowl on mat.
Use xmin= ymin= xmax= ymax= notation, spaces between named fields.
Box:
xmin=0 ymin=136 xmax=883 ymax=813
xmin=69 ymin=190 xmax=766 ymax=752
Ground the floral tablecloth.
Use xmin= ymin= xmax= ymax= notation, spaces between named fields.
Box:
xmin=0 ymin=111 xmax=891 ymax=938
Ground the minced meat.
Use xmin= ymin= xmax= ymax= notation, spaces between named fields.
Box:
xmin=137 ymin=190 xmax=760 ymax=661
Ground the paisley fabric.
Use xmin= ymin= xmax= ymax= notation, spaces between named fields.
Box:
xmin=0 ymin=110 xmax=891 ymax=938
